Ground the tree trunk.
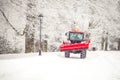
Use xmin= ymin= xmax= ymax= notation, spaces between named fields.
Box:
xmin=42 ymin=40 xmax=48 ymax=52
xmin=118 ymin=39 xmax=120 ymax=50
xmin=25 ymin=0 xmax=36 ymax=53
xmin=25 ymin=31 xmax=34 ymax=53
xmin=105 ymin=37 xmax=108 ymax=51
xmin=101 ymin=37 xmax=105 ymax=50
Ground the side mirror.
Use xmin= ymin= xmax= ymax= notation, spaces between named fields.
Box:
xmin=85 ymin=33 xmax=90 ymax=38
xmin=65 ymin=32 xmax=69 ymax=40
xmin=65 ymin=32 xmax=67 ymax=36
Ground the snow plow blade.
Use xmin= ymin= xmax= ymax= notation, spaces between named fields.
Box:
xmin=60 ymin=43 xmax=89 ymax=51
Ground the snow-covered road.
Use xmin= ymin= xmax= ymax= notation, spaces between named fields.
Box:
xmin=0 ymin=51 xmax=120 ymax=80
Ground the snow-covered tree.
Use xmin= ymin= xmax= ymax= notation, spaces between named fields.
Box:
xmin=0 ymin=0 xmax=120 ymax=53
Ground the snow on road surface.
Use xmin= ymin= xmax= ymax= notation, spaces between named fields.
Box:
xmin=0 ymin=51 xmax=120 ymax=80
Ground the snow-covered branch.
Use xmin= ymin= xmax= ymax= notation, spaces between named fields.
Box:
xmin=0 ymin=8 xmax=27 ymax=36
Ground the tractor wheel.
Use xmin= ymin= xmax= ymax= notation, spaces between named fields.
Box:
xmin=65 ymin=51 xmax=70 ymax=58
xmin=80 ymin=50 xmax=86 ymax=59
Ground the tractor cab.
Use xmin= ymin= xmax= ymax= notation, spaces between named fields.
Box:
xmin=60 ymin=28 xmax=90 ymax=59
xmin=65 ymin=30 xmax=84 ymax=43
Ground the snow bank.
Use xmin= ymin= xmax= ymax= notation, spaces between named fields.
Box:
xmin=0 ymin=51 xmax=120 ymax=80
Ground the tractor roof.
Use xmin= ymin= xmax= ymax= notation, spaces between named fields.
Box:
xmin=69 ymin=28 xmax=84 ymax=34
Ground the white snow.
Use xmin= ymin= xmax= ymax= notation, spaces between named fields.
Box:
xmin=0 ymin=51 xmax=120 ymax=80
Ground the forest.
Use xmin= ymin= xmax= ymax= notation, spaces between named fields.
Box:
xmin=0 ymin=0 xmax=120 ymax=54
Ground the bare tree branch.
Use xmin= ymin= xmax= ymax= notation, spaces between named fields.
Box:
xmin=10 ymin=0 xmax=26 ymax=10
xmin=10 ymin=0 xmax=22 ymax=6
xmin=0 ymin=8 xmax=26 ymax=36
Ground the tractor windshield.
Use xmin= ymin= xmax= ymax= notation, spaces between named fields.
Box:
xmin=69 ymin=32 xmax=83 ymax=41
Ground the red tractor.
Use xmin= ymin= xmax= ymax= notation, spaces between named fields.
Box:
xmin=59 ymin=28 xmax=90 ymax=59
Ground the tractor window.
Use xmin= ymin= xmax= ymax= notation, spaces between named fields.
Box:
xmin=69 ymin=32 xmax=83 ymax=41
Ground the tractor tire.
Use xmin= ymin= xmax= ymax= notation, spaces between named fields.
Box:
xmin=65 ymin=51 xmax=70 ymax=58
xmin=80 ymin=50 xmax=86 ymax=59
